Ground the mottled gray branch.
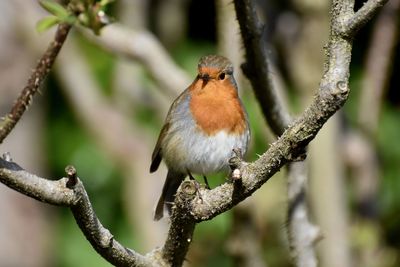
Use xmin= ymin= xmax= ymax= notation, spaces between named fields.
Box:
xmin=0 ymin=24 xmax=71 ymax=144
xmin=337 ymin=0 xmax=389 ymax=37
xmin=0 ymin=158 xmax=76 ymax=206
xmin=161 ymin=181 xmax=197 ymax=266
xmin=70 ymin=180 xmax=150 ymax=267
xmin=287 ymin=162 xmax=320 ymax=267
xmin=0 ymin=157 xmax=152 ymax=267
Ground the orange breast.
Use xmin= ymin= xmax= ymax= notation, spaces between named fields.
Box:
xmin=189 ymin=79 xmax=247 ymax=136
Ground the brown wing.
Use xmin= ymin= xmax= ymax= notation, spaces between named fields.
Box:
xmin=150 ymin=122 xmax=170 ymax=173
xmin=149 ymin=87 xmax=191 ymax=173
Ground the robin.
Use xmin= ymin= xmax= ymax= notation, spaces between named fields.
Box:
xmin=150 ymin=55 xmax=250 ymax=220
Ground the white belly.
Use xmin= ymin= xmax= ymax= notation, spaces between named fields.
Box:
xmin=163 ymin=128 xmax=249 ymax=175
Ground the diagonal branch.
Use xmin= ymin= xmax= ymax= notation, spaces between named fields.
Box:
xmin=180 ymin=77 xmax=350 ymax=221
xmin=0 ymin=23 xmax=71 ymax=144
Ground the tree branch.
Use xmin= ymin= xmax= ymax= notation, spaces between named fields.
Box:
xmin=0 ymin=23 xmax=71 ymax=143
xmin=0 ymin=157 xmax=75 ymax=205
xmin=233 ymin=0 xmax=291 ymax=135
xmin=161 ymin=181 xmax=197 ymax=266
xmin=69 ymin=175 xmax=150 ymax=266
xmin=180 ymin=75 xmax=350 ymax=220
xmin=0 ymin=157 xmax=152 ymax=267
xmin=287 ymin=162 xmax=320 ymax=267
xmin=337 ymin=0 xmax=389 ymax=37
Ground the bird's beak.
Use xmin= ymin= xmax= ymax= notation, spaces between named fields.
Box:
xmin=200 ymin=73 xmax=210 ymax=82
xmin=199 ymin=73 xmax=210 ymax=88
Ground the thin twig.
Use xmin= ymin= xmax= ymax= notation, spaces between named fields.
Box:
xmin=0 ymin=24 xmax=71 ymax=143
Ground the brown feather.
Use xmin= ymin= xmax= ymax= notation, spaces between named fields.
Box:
xmin=150 ymin=122 xmax=170 ymax=173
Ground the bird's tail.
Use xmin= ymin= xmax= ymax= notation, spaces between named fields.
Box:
xmin=154 ymin=170 xmax=186 ymax=221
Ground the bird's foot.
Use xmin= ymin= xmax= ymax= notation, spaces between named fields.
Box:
xmin=188 ymin=171 xmax=204 ymax=203
xmin=203 ymin=175 xmax=211 ymax=190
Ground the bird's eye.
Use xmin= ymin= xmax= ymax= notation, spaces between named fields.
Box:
xmin=218 ymin=72 xmax=226 ymax=80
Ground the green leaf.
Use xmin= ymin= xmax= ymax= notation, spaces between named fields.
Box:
xmin=39 ymin=0 xmax=70 ymax=19
xmin=36 ymin=16 xmax=59 ymax=33
xmin=61 ymin=15 xmax=77 ymax=25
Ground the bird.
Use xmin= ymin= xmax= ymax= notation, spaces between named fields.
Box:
xmin=150 ymin=55 xmax=250 ymax=220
